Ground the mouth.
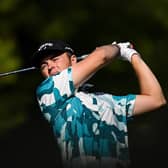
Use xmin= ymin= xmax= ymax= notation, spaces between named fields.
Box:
xmin=49 ymin=69 xmax=59 ymax=76
xmin=49 ymin=72 xmax=58 ymax=76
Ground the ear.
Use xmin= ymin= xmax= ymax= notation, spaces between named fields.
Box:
xmin=71 ymin=55 xmax=77 ymax=65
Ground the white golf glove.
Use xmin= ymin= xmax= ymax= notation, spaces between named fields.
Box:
xmin=112 ymin=41 xmax=139 ymax=62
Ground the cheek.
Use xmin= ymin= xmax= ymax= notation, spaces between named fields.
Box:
xmin=65 ymin=61 xmax=71 ymax=67
xmin=41 ymin=69 xmax=49 ymax=78
xmin=59 ymin=60 xmax=71 ymax=69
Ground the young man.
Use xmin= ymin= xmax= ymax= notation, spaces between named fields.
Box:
xmin=31 ymin=40 xmax=166 ymax=168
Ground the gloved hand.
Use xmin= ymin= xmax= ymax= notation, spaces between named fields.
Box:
xmin=112 ymin=41 xmax=139 ymax=62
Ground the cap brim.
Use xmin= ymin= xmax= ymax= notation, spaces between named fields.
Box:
xmin=31 ymin=49 xmax=64 ymax=67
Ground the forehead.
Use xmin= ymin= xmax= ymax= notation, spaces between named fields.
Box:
xmin=40 ymin=52 xmax=68 ymax=63
xmin=41 ymin=54 xmax=57 ymax=61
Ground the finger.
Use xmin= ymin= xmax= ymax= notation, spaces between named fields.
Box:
xmin=130 ymin=43 xmax=134 ymax=49
xmin=112 ymin=41 xmax=117 ymax=44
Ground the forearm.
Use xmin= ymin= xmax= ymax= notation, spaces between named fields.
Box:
xmin=72 ymin=44 xmax=119 ymax=87
xmin=132 ymin=55 xmax=162 ymax=95
xmin=96 ymin=44 xmax=120 ymax=62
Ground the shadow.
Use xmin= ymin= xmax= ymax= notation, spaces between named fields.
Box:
xmin=0 ymin=109 xmax=63 ymax=168
xmin=128 ymin=104 xmax=168 ymax=168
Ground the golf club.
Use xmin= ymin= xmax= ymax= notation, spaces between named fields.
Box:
xmin=0 ymin=66 xmax=36 ymax=77
xmin=0 ymin=54 xmax=89 ymax=77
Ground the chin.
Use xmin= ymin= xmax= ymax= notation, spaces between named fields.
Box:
xmin=50 ymin=71 xmax=59 ymax=76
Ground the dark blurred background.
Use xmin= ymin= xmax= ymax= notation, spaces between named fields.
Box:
xmin=0 ymin=0 xmax=168 ymax=168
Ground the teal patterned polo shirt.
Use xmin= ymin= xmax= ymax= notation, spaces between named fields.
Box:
xmin=36 ymin=67 xmax=136 ymax=168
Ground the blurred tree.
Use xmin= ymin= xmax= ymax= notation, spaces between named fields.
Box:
xmin=0 ymin=1 xmax=168 ymax=167
xmin=0 ymin=2 xmax=168 ymax=165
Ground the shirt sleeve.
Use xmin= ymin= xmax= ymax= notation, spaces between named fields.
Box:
xmin=36 ymin=67 xmax=75 ymax=110
xmin=125 ymin=94 xmax=136 ymax=119
xmin=112 ymin=94 xmax=136 ymax=120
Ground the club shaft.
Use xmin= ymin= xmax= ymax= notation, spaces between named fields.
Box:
xmin=0 ymin=67 xmax=36 ymax=77
xmin=0 ymin=54 xmax=88 ymax=77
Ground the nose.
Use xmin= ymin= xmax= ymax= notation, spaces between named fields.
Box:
xmin=47 ymin=60 xmax=55 ymax=72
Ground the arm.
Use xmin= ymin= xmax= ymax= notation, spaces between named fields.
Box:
xmin=72 ymin=44 xmax=119 ymax=87
xmin=131 ymin=54 xmax=166 ymax=115
xmin=117 ymin=43 xmax=166 ymax=115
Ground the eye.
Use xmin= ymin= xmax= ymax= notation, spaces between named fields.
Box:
xmin=40 ymin=63 xmax=47 ymax=70
xmin=52 ymin=57 xmax=59 ymax=62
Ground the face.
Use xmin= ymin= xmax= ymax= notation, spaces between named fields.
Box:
xmin=40 ymin=52 xmax=77 ymax=78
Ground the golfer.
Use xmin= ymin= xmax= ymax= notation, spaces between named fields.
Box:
xmin=31 ymin=40 xmax=166 ymax=168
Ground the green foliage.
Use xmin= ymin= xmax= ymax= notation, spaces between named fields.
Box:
xmin=0 ymin=38 xmax=21 ymax=84
xmin=0 ymin=0 xmax=168 ymax=136
xmin=0 ymin=0 xmax=19 ymax=13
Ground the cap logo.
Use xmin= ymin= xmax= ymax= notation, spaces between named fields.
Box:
xmin=38 ymin=43 xmax=53 ymax=51
xmin=65 ymin=46 xmax=73 ymax=53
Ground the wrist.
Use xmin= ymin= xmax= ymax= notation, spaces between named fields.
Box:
xmin=112 ymin=43 xmax=120 ymax=50
xmin=130 ymin=53 xmax=141 ymax=63
xmin=111 ymin=44 xmax=120 ymax=56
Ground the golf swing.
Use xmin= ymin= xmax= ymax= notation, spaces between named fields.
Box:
xmin=1 ymin=39 xmax=166 ymax=168
xmin=30 ymin=40 xmax=166 ymax=168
